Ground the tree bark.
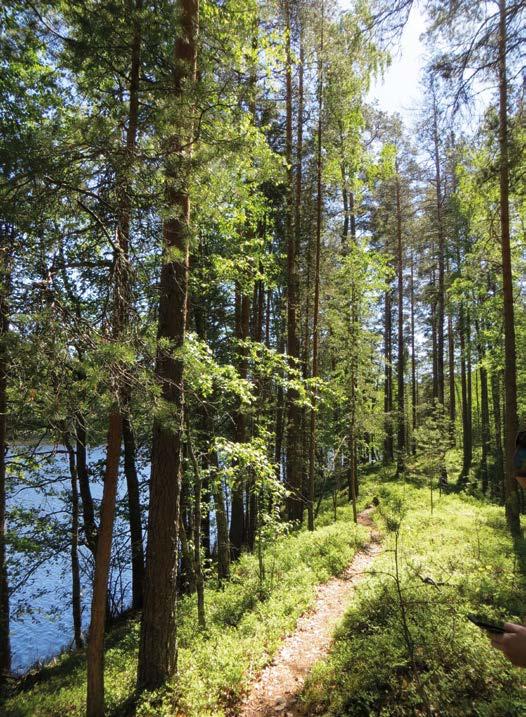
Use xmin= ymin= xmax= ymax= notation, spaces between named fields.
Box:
xmin=87 ymin=3 xmax=143 ymax=710
xmin=491 ymin=369 xmax=505 ymax=499
xmin=308 ymin=0 xmax=324 ymax=531
xmin=410 ymin=251 xmax=417 ymax=453
xmin=284 ymin=0 xmax=303 ymax=523
xmin=87 ymin=412 xmax=123 ymax=717
xmin=0 ymin=225 xmax=12 ymax=682
xmin=458 ymin=303 xmax=472 ymax=483
xmin=476 ymin=329 xmax=490 ymax=494
xmin=187 ymin=420 xmax=205 ymax=628
xmin=383 ymin=287 xmax=393 ymax=462
xmin=117 ymin=0 xmax=144 ymax=611
xmin=65 ymin=434 xmax=84 ymax=649
xmin=431 ymin=82 xmax=445 ymax=406
xmin=448 ymin=310 xmax=456 ymax=426
xmin=122 ymin=414 xmax=144 ymax=610
xmin=395 ymin=168 xmax=405 ymax=475
xmin=76 ymin=412 xmax=98 ymax=556
xmin=274 ymin=330 xmax=285 ymax=483
xmin=230 ymin=287 xmax=249 ymax=558
xmin=498 ymin=0 xmax=520 ymax=534
xmin=137 ymin=0 xmax=199 ymax=691
xmin=210 ymin=444 xmax=230 ymax=582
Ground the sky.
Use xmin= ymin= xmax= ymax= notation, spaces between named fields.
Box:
xmin=367 ymin=5 xmax=428 ymax=124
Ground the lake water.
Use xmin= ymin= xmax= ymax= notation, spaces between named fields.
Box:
xmin=7 ymin=445 xmax=147 ymax=673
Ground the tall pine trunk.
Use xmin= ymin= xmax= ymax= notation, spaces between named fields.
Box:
xmin=458 ymin=303 xmax=472 ymax=483
xmin=383 ymin=287 xmax=393 ymax=462
xmin=187 ymin=420 xmax=205 ymax=628
xmin=230 ymin=287 xmax=249 ymax=557
xmin=431 ymin=84 xmax=445 ymax=406
xmin=284 ymin=0 xmax=303 ymax=523
xmin=209 ymin=436 xmax=230 ymax=581
xmin=64 ymin=434 xmax=84 ymax=649
xmin=122 ymin=415 xmax=144 ymax=609
xmin=448 ymin=311 xmax=456 ymax=426
xmin=491 ymin=369 xmax=505 ymax=499
xmin=137 ymin=0 xmax=199 ymax=690
xmin=410 ymin=251 xmax=417 ymax=453
xmin=86 ymin=413 xmax=123 ymax=717
xmin=87 ymin=3 xmax=143 ymax=710
xmin=118 ymin=0 xmax=144 ymax=610
xmin=0 ymin=225 xmax=12 ymax=682
xmin=395 ymin=169 xmax=405 ymax=475
xmin=76 ymin=411 xmax=98 ymax=556
xmin=308 ymin=0 xmax=324 ymax=531
xmin=478 ymin=349 xmax=491 ymax=493
xmin=498 ymin=0 xmax=520 ymax=534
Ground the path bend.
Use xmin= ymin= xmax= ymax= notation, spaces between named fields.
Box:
xmin=237 ymin=507 xmax=382 ymax=717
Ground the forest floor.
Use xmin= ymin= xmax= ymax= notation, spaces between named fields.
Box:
xmin=238 ymin=507 xmax=382 ymax=717
xmin=1 ymin=484 xmax=370 ymax=717
xmin=5 ymin=467 xmax=526 ymax=716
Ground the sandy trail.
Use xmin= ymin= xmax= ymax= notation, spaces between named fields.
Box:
xmin=237 ymin=508 xmax=382 ymax=717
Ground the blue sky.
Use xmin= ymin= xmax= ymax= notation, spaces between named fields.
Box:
xmin=367 ymin=5 xmax=427 ymax=122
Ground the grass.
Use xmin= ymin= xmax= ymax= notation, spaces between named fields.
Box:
xmin=9 ymin=463 xmax=525 ymax=716
xmin=1 ymin=497 xmax=369 ymax=717
xmin=301 ymin=470 xmax=526 ymax=717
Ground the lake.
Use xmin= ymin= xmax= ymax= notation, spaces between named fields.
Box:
xmin=7 ymin=445 xmax=146 ymax=673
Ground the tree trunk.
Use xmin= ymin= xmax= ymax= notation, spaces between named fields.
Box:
xmin=348 ymin=292 xmax=358 ymax=521
xmin=466 ymin=308 xmax=473 ymax=457
xmin=247 ymin=278 xmax=264 ymax=552
xmin=64 ymin=434 xmax=84 ymax=649
xmin=410 ymin=251 xmax=417 ymax=454
xmin=458 ymin=304 xmax=472 ymax=483
xmin=491 ymin=369 xmax=505 ymax=499
xmin=308 ymin=0 xmax=324 ymax=531
xmin=193 ymin=299 xmax=229 ymax=579
xmin=87 ymin=412 xmax=123 ymax=717
xmin=87 ymin=3 xmax=143 ymax=709
xmin=187 ymin=420 xmax=205 ymax=628
xmin=498 ymin=0 xmax=520 ymax=534
xmin=137 ymin=0 xmax=198 ymax=691
xmin=178 ymin=511 xmax=196 ymax=595
xmin=76 ymin=412 xmax=98 ymax=556
xmin=122 ymin=414 xmax=144 ymax=610
xmin=448 ymin=310 xmax=456 ymax=427
xmin=274 ymin=331 xmax=285 ymax=483
xmin=0 ymin=225 xmax=12 ymax=682
xmin=395 ymin=169 xmax=405 ymax=475
xmin=383 ymin=287 xmax=393 ymax=462
xmin=230 ymin=287 xmax=249 ymax=558
xmin=117 ymin=0 xmax=143 ymax=610
xmin=431 ymin=272 xmax=438 ymax=402
xmin=208 ymin=434 xmax=230 ymax=581
xmin=479 ymin=355 xmax=491 ymax=494
xmin=431 ymin=83 xmax=445 ymax=406
xmin=284 ymin=0 xmax=303 ymax=523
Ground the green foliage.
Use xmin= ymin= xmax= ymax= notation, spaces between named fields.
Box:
xmin=302 ymin=477 xmax=526 ymax=717
xmin=408 ymin=402 xmax=451 ymax=480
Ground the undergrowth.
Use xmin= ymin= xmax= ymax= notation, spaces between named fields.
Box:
xmin=1 ymin=497 xmax=368 ymax=717
xmin=301 ymin=473 xmax=526 ymax=717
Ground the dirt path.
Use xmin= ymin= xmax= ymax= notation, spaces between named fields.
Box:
xmin=237 ymin=508 xmax=382 ymax=717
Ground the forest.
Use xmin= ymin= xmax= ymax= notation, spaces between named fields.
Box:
xmin=1 ymin=0 xmax=526 ymax=715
